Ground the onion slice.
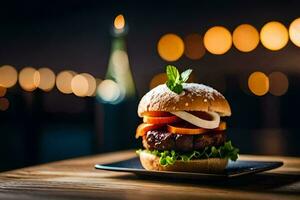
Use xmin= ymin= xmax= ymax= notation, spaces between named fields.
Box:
xmin=170 ymin=111 xmax=220 ymax=129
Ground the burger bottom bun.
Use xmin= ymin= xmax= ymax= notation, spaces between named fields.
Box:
xmin=139 ymin=151 xmax=228 ymax=173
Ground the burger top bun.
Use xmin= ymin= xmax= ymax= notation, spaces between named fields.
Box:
xmin=138 ymin=83 xmax=231 ymax=117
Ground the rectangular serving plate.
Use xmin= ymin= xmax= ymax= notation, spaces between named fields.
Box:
xmin=95 ymin=157 xmax=283 ymax=179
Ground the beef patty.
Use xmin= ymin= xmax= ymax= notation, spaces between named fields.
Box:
xmin=143 ymin=130 xmax=226 ymax=152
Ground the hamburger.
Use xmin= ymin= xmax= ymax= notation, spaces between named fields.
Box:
xmin=135 ymin=65 xmax=239 ymax=173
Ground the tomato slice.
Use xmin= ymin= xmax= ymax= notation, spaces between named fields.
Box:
xmin=135 ymin=123 xmax=164 ymax=138
xmin=143 ymin=115 xmax=181 ymax=124
xmin=167 ymin=121 xmax=226 ymax=135
xmin=215 ymin=121 xmax=226 ymax=131
xmin=141 ymin=111 xmax=172 ymax=117
xmin=167 ymin=123 xmax=208 ymax=135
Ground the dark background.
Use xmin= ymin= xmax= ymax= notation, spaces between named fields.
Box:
xmin=0 ymin=0 xmax=300 ymax=171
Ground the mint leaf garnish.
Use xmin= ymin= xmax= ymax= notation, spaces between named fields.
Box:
xmin=166 ymin=65 xmax=180 ymax=82
xmin=166 ymin=65 xmax=192 ymax=94
xmin=181 ymin=69 xmax=192 ymax=82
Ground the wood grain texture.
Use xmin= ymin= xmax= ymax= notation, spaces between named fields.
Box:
xmin=0 ymin=150 xmax=299 ymax=200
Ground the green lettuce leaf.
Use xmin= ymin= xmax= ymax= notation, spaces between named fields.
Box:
xmin=136 ymin=140 xmax=239 ymax=167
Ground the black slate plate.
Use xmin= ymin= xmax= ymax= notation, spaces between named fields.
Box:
xmin=95 ymin=157 xmax=283 ymax=179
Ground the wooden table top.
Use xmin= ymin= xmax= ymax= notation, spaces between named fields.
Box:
xmin=0 ymin=150 xmax=299 ymax=200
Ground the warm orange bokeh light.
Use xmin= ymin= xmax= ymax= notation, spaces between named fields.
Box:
xmin=289 ymin=18 xmax=300 ymax=47
xmin=248 ymin=72 xmax=269 ymax=96
xmin=19 ymin=67 xmax=39 ymax=92
xmin=114 ymin=14 xmax=125 ymax=30
xmin=149 ymin=73 xmax=167 ymax=89
xmin=0 ymin=86 xmax=6 ymax=97
xmin=56 ymin=70 xmax=77 ymax=94
xmin=260 ymin=21 xmax=289 ymax=51
xmin=184 ymin=33 xmax=206 ymax=59
xmin=81 ymin=73 xmax=96 ymax=96
xmin=71 ymin=74 xmax=89 ymax=97
xmin=34 ymin=68 xmax=56 ymax=92
xmin=204 ymin=26 xmax=232 ymax=55
xmin=157 ymin=33 xmax=184 ymax=61
xmin=233 ymin=24 xmax=259 ymax=52
xmin=0 ymin=97 xmax=9 ymax=111
xmin=269 ymin=72 xmax=289 ymax=96
xmin=0 ymin=65 xmax=18 ymax=88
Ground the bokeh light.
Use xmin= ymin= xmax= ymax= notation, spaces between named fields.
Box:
xmin=95 ymin=78 xmax=103 ymax=96
xmin=56 ymin=70 xmax=77 ymax=94
xmin=184 ymin=33 xmax=206 ymax=59
xmin=0 ymin=65 xmax=18 ymax=88
xmin=0 ymin=98 xmax=9 ymax=111
xmin=114 ymin=14 xmax=125 ymax=30
xmin=34 ymin=68 xmax=56 ymax=92
xmin=269 ymin=72 xmax=289 ymax=96
xmin=289 ymin=18 xmax=300 ymax=47
xmin=70 ymin=73 xmax=96 ymax=97
xmin=71 ymin=74 xmax=89 ymax=97
xmin=109 ymin=48 xmax=135 ymax=98
xmin=248 ymin=71 xmax=269 ymax=96
xmin=19 ymin=67 xmax=39 ymax=92
xmin=203 ymin=26 xmax=232 ymax=55
xmin=232 ymin=24 xmax=259 ymax=52
xmin=97 ymin=79 xmax=122 ymax=104
xmin=81 ymin=73 xmax=96 ymax=96
xmin=260 ymin=21 xmax=289 ymax=51
xmin=0 ymin=86 xmax=7 ymax=97
xmin=157 ymin=33 xmax=184 ymax=61
xmin=112 ymin=50 xmax=129 ymax=73
xmin=149 ymin=73 xmax=167 ymax=89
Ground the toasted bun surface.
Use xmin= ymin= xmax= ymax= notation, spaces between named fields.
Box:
xmin=139 ymin=151 xmax=228 ymax=173
xmin=138 ymin=83 xmax=231 ymax=117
